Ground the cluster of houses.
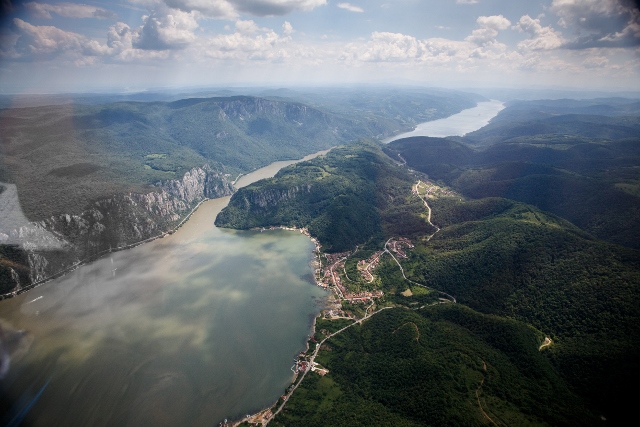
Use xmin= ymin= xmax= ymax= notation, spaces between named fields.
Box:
xmin=387 ymin=237 xmax=414 ymax=259
xmin=357 ymin=250 xmax=385 ymax=282
xmin=292 ymin=358 xmax=329 ymax=377
xmin=317 ymin=251 xmax=351 ymax=290
xmin=413 ymin=180 xmax=457 ymax=199
xmin=338 ymin=285 xmax=384 ymax=303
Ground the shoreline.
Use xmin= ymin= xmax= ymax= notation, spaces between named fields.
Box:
xmin=2 ymin=147 xmax=336 ymax=302
xmin=0 ymin=196 xmax=212 ymax=301
xmin=226 ymin=312 xmax=322 ymax=427
xmin=223 ymin=227 xmax=325 ymax=427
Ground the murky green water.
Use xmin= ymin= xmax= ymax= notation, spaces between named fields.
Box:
xmin=0 ymin=161 xmax=328 ymax=426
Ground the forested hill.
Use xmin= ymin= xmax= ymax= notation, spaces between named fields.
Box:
xmin=215 ymin=141 xmax=435 ymax=252
xmin=0 ymin=90 xmax=480 ymax=222
xmin=217 ymin=141 xmax=640 ymax=425
xmin=384 ymin=98 xmax=640 ymax=248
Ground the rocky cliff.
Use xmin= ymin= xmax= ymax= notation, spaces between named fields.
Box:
xmin=0 ymin=165 xmax=233 ymax=297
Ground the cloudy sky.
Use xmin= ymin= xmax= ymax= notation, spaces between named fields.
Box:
xmin=0 ymin=0 xmax=638 ymax=93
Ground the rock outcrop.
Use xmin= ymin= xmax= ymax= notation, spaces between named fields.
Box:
xmin=0 ymin=165 xmax=233 ymax=297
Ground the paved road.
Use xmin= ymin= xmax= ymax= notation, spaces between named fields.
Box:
xmin=266 ymin=306 xmax=393 ymax=424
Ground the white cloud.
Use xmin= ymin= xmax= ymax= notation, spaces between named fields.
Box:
xmin=107 ymin=22 xmax=134 ymax=52
xmin=25 ymin=2 xmax=116 ymax=19
xmin=456 ymin=0 xmax=479 ymax=4
xmin=155 ymin=0 xmax=326 ymax=18
xmin=343 ymin=30 xmax=511 ymax=66
xmin=337 ymin=3 xmax=364 ymax=13
xmin=235 ymin=20 xmax=261 ymax=34
xmin=513 ymin=15 xmax=565 ymax=50
xmin=160 ymin=0 xmax=238 ymax=19
xmin=282 ymin=21 xmax=294 ymax=36
xmin=10 ymin=18 xmax=85 ymax=56
xmin=133 ymin=6 xmax=199 ymax=50
xmin=465 ymin=15 xmax=511 ymax=46
xmin=356 ymin=32 xmax=424 ymax=62
xmin=477 ymin=15 xmax=511 ymax=30
xmin=202 ymin=21 xmax=298 ymax=61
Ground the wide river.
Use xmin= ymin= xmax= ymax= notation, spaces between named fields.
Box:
xmin=0 ymin=150 xmax=330 ymax=427
xmin=383 ymin=99 xmax=504 ymax=142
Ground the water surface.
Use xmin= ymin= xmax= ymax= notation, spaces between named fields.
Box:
xmin=383 ymin=99 xmax=504 ymax=142
xmin=0 ymin=155 xmax=329 ymax=426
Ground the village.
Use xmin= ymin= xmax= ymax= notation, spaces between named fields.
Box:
xmin=315 ymin=237 xmax=416 ymax=304
xmin=224 ymin=232 xmax=417 ymax=427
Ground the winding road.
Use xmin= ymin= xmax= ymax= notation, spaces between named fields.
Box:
xmin=265 ymin=306 xmax=393 ymax=425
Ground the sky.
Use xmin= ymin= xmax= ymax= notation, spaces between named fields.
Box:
xmin=0 ymin=0 xmax=638 ymax=93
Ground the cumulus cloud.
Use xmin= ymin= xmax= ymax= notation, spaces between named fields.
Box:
xmin=4 ymin=17 xmax=114 ymax=59
xmin=107 ymin=22 xmax=134 ymax=52
xmin=513 ymin=15 xmax=565 ymax=50
xmin=343 ymin=30 xmax=509 ymax=66
xmin=356 ymin=32 xmax=424 ymax=62
xmin=156 ymin=0 xmax=326 ymax=18
xmin=337 ymin=3 xmax=363 ymax=13
xmin=235 ymin=19 xmax=260 ymax=34
xmin=202 ymin=20 xmax=298 ymax=62
xmin=466 ymin=15 xmax=510 ymax=45
xmin=282 ymin=21 xmax=294 ymax=36
xmin=550 ymin=0 xmax=640 ymax=48
xmin=477 ymin=15 xmax=511 ymax=30
xmin=161 ymin=0 xmax=238 ymax=19
xmin=133 ymin=6 xmax=199 ymax=50
xmin=25 ymin=2 xmax=116 ymax=19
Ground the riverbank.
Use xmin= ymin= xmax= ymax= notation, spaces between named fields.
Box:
xmin=1 ymin=148 xmax=334 ymax=301
xmin=0 ymin=196 xmax=212 ymax=300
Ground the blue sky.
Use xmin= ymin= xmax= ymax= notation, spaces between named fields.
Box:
xmin=0 ymin=0 xmax=638 ymax=93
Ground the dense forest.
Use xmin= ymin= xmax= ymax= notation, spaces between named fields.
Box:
xmin=274 ymin=306 xmax=596 ymax=427
xmin=216 ymin=141 xmax=435 ymax=252
xmin=384 ymin=98 xmax=640 ymax=248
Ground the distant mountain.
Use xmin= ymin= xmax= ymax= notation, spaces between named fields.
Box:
xmin=385 ymin=99 xmax=640 ymax=248
xmin=1 ymin=90 xmax=481 ymax=221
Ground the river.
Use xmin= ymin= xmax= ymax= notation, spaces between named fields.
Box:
xmin=0 ymin=151 xmax=330 ymax=427
xmin=383 ymin=99 xmax=504 ymax=142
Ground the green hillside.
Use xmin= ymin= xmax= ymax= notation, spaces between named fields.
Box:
xmin=219 ymin=141 xmax=640 ymax=425
xmin=384 ymin=101 xmax=640 ymax=248
xmin=216 ymin=141 xmax=434 ymax=252
xmin=0 ymin=96 xmax=346 ymax=220
xmin=274 ymin=306 xmax=596 ymax=427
